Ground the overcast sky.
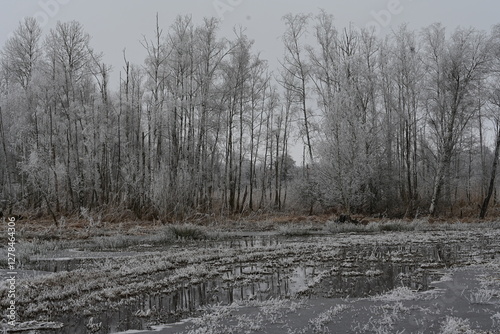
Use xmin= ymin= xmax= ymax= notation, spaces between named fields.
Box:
xmin=1 ymin=0 xmax=499 ymax=83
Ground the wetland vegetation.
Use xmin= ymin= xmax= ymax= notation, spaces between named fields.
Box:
xmin=1 ymin=218 xmax=499 ymax=333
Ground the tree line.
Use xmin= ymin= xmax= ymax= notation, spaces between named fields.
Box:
xmin=1 ymin=11 xmax=500 ymax=222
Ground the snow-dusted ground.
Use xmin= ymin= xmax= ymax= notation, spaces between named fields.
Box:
xmin=1 ymin=226 xmax=499 ymax=333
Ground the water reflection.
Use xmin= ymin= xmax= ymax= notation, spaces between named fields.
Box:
xmin=41 ymin=234 xmax=497 ymax=334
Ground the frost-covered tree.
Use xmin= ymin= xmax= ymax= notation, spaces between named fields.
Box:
xmin=479 ymin=24 xmax=500 ymax=218
xmin=0 ymin=18 xmax=42 ymax=205
xmin=313 ymin=23 xmax=380 ymax=214
xmin=281 ymin=13 xmax=314 ymax=165
xmin=2 ymin=12 xmax=500 ymax=220
xmin=423 ymin=24 xmax=492 ymax=215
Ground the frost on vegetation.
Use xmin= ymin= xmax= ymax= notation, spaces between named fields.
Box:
xmin=325 ymin=220 xmax=427 ymax=234
xmin=6 ymin=225 xmax=500 ymax=327
xmin=439 ymin=316 xmax=475 ymax=334
xmin=464 ymin=288 xmax=495 ymax=304
xmin=354 ymin=302 xmax=407 ymax=334
xmin=244 ymin=298 xmax=305 ymax=312
xmin=185 ymin=305 xmax=233 ymax=334
xmin=325 ymin=221 xmax=370 ymax=233
xmin=371 ymin=286 xmax=418 ymax=302
xmin=80 ymin=207 xmax=102 ymax=230
xmin=86 ymin=317 xmax=102 ymax=333
xmin=437 ymin=271 xmax=454 ymax=282
xmin=365 ymin=269 xmax=383 ymax=276
xmin=325 ymin=219 xmax=500 ymax=234
xmin=294 ymin=269 xmax=333 ymax=296
xmin=168 ymin=223 xmax=208 ymax=240
xmin=278 ymin=223 xmax=314 ymax=236
xmin=308 ymin=304 xmax=349 ymax=333
xmin=3 ymin=249 xmax=225 ymax=318
xmin=492 ymin=312 xmax=500 ymax=328
xmin=187 ymin=311 xmax=264 ymax=334
xmin=187 ymin=299 xmax=307 ymax=334
xmin=235 ymin=313 xmax=264 ymax=331
xmin=173 ymin=264 xmax=210 ymax=280
xmin=258 ymin=306 xmax=285 ymax=324
xmin=258 ymin=299 xmax=306 ymax=324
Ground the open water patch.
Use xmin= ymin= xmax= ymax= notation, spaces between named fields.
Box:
xmin=9 ymin=229 xmax=500 ymax=333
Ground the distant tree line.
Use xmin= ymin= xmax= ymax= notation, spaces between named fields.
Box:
xmin=1 ymin=12 xmax=500 ymax=221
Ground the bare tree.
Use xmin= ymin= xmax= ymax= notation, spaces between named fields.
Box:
xmin=479 ymin=114 xmax=500 ymax=219
xmin=0 ymin=18 xmax=42 ymax=204
xmin=281 ymin=13 xmax=314 ymax=165
xmin=479 ymin=25 xmax=500 ymax=218
xmin=423 ymin=24 xmax=492 ymax=215
xmin=380 ymin=25 xmax=423 ymax=215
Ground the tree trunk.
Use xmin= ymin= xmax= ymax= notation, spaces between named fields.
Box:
xmin=479 ymin=122 xmax=500 ymax=219
xmin=429 ymin=155 xmax=448 ymax=216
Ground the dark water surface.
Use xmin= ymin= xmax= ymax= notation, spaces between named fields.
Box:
xmin=22 ymin=231 xmax=500 ymax=333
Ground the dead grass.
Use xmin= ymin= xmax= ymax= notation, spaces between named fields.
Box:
xmin=168 ymin=223 xmax=208 ymax=240
xmin=7 ymin=209 xmax=500 ymax=245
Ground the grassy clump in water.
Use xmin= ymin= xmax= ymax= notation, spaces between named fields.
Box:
xmin=326 ymin=219 xmax=429 ymax=234
xmin=377 ymin=220 xmax=423 ymax=232
xmin=278 ymin=223 xmax=314 ymax=236
xmin=439 ymin=316 xmax=473 ymax=334
xmin=168 ymin=223 xmax=208 ymax=240
xmin=326 ymin=219 xmax=500 ymax=234
xmin=326 ymin=222 xmax=372 ymax=234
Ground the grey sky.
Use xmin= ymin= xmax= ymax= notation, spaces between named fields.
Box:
xmin=1 ymin=0 xmax=499 ymax=82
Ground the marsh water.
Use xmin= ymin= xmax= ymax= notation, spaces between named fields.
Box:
xmin=23 ymin=231 xmax=500 ymax=333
